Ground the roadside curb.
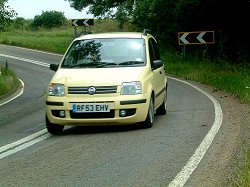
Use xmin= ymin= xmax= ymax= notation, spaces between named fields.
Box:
xmin=0 ymin=78 xmax=24 ymax=106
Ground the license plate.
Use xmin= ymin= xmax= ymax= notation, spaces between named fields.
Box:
xmin=72 ymin=103 xmax=110 ymax=113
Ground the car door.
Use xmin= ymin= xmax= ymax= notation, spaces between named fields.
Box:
xmin=148 ymin=37 xmax=166 ymax=108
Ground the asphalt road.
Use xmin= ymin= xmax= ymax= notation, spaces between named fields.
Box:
xmin=0 ymin=44 xmax=245 ymax=187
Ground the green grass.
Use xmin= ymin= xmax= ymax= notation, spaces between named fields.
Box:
xmin=162 ymin=51 xmax=250 ymax=103
xmin=0 ymin=28 xmax=74 ymax=54
xmin=0 ymin=62 xmax=20 ymax=97
xmin=230 ymin=147 xmax=250 ymax=187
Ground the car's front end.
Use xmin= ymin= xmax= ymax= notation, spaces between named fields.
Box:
xmin=46 ymin=67 xmax=152 ymax=126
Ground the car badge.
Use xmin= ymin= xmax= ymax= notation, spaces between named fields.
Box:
xmin=88 ymin=86 xmax=96 ymax=95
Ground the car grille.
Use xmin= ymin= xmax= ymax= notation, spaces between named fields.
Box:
xmin=68 ymin=86 xmax=117 ymax=94
xmin=70 ymin=110 xmax=115 ymax=119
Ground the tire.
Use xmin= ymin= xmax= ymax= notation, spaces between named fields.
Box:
xmin=46 ymin=115 xmax=64 ymax=135
xmin=142 ymin=96 xmax=154 ymax=128
xmin=156 ymin=88 xmax=167 ymax=115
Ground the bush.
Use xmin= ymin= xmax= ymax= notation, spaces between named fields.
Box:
xmin=0 ymin=60 xmax=20 ymax=96
xmin=31 ymin=10 xmax=66 ymax=29
xmin=0 ymin=60 xmax=9 ymax=76
xmin=13 ymin=17 xmax=26 ymax=29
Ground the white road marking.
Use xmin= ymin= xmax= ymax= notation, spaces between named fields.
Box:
xmin=0 ymin=53 xmax=50 ymax=67
xmin=0 ymin=79 xmax=24 ymax=107
xmin=0 ymin=129 xmax=51 ymax=160
xmin=168 ymin=77 xmax=223 ymax=187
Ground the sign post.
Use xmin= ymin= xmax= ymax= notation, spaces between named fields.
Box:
xmin=71 ymin=19 xmax=95 ymax=37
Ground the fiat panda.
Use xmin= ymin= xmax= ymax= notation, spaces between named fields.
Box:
xmin=46 ymin=29 xmax=168 ymax=134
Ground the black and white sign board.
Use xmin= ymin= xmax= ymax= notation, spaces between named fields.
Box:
xmin=178 ymin=31 xmax=215 ymax=45
xmin=71 ymin=19 xmax=94 ymax=27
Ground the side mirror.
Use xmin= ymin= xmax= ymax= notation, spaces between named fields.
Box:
xmin=152 ymin=60 xmax=163 ymax=69
xmin=50 ymin=64 xmax=59 ymax=72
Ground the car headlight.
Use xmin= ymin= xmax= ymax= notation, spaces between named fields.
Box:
xmin=121 ymin=81 xmax=142 ymax=95
xmin=48 ymin=83 xmax=65 ymax=96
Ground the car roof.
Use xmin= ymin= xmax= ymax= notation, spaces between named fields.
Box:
xmin=74 ymin=32 xmax=148 ymax=41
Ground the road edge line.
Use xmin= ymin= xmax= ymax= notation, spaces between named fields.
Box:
xmin=0 ymin=133 xmax=51 ymax=160
xmin=0 ymin=78 xmax=24 ymax=107
xmin=0 ymin=129 xmax=48 ymax=154
xmin=168 ymin=77 xmax=223 ymax=187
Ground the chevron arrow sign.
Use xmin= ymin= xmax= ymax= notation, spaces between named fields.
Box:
xmin=71 ymin=19 xmax=94 ymax=27
xmin=178 ymin=31 xmax=215 ymax=45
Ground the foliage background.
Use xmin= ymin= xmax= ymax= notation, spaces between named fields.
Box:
xmin=66 ymin=0 xmax=250 ymax=63
xmin=0 ymin=0 xmax=16 ymax=30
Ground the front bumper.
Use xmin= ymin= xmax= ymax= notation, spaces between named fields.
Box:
xmin=46 ymin=94 xmax=150 ymax=126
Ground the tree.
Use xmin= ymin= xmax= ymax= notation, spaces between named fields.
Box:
xmin=31 ymin=11 xmax=66 ymax=29
xmin=0 ymin=0 xmax=17 ymax=31
xmin=67 ymin=0 xmax=129 ymax=17
xmin=132 ymin=0 xmax=177 ymax=48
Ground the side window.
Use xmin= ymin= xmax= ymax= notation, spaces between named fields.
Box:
xmin=149 ymin=37 xmax=161 ymax=67
xmin=149 ymin=38 xmax=156 ymax=66
xmin=151 ymin=38 xmax=161 ymax=60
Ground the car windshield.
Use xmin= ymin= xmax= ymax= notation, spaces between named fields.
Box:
xmin=61 ymin=38 xmax=146 ymax=68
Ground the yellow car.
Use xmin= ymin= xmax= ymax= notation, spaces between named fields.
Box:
xmin=46 ymin=29 xmax=168 ymax=134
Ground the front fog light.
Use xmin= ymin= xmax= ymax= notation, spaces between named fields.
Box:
xmin=59 ymin=111 xmax=65 ymax=117
xmin=52 ymin=110 xmax=65 ymax=118
xmin=120 ymin=110 xmax=127 ymax=117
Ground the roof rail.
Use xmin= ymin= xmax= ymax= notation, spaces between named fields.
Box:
xmin=143 ymin=29 xmax=151 ymax=36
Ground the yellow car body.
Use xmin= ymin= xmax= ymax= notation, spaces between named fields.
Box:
xmin=46 ymin=30 xmax=167 ymax=134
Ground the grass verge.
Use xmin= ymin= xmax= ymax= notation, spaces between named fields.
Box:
xmin=0 ymin=61 xmax=20 ymax=98
xmin=231 ymin=148 xmax=250 ymax=187
xmin=162 ymin=51 xmax=250 ymax=103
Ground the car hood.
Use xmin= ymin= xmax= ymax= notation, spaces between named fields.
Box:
xmin=51 ymin=67 xmax=145 ymax=86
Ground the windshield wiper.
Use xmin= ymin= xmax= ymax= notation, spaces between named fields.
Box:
xmin=69 ymin=62 xmax=98 ymax=68
xmin=69 ymin=61 xmax=118 ymax=68
xmin=96 ymin=62 xmax=118 ymax=67
xmin=118 ymin=61 xmax=144 ymax=66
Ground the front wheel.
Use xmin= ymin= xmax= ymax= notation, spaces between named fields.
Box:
xmin=142 ymin=96 xmax=154 ymax=128
xmin=46 ymin=115 xmax=64 ymax=135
